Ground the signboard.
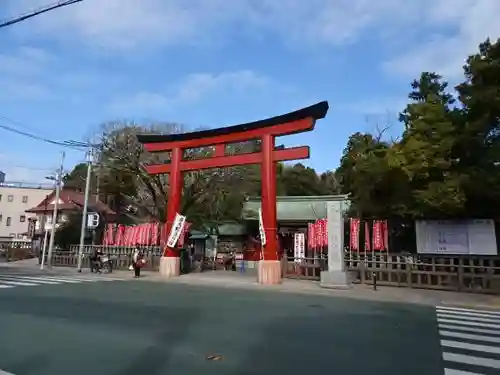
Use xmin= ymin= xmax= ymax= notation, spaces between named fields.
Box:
xmin=416 ymin=219 xmax=497 ymax=255
xmin=294 ymin=232 xmax=305 ymax=262
xmin=87 ymin=213 xmax=99 ymax=229
xmin=258 ymin=208 xmax=266 ymax=246
xmin=167 ymin=213 xmax=186 ymax=248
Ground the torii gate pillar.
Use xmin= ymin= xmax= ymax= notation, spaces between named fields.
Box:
xmin=137 ymin=101 xmax=329 ymax=284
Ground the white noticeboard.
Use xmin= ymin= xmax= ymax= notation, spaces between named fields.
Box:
xmin=294 ymin=232 xmax=305 ymax=262
xmin=167 ymin=213 xmax=186 ymax=248
xmin=416 ymin=219 xmax=497 ymax=255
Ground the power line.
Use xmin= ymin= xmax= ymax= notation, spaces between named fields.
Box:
xmin=0 ymin=121 xmax=86 ymax=150
xmin=0 ymin=1 xmax=84 ymax=29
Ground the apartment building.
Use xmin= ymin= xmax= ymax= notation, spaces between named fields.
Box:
xmin=0 ymin=182 xmax=54 ymax=241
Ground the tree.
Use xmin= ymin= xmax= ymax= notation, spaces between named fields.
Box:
xmin=62 ymin=163 xmax=88 ymax=192
xmin=394 ymin=72 xmax=466 ymax=217
xmin=455 ymin=38 xmax=500 ymax=218
xmin=280 ymin=163 xmax=334 ymax=196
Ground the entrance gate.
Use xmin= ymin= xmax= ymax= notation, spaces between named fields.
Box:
xmin=137 ymin=101 xmax=329 ymax=284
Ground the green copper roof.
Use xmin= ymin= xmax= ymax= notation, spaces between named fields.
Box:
xmin=242 ymin=195 xmax=349 ymax=221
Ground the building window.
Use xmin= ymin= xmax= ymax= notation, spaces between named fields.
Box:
xmin=22 ymin=196 xmax=28 ymax=203
xmin=9 ymin=233 xmax=15 ymax=238
xmin=0 ymin=194 xmax=2 ymax=201
xmin=17 ymin=234 xmax=23 ymax=239
xmin=20 ymin=215 xmax=26 ymax=223
xmin=7 ymin=195 xmax=13 ymax=202
xmin=0 ymin=214 xmax=2 ymax=222
xmin=46 ymin=216 xmax=53 ymax=225
xmin=6 ymin=217 xmax=11 ymax=226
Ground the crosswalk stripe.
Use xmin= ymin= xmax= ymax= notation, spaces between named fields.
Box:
xmin=444 ymin=369 xmax=483 ymax=375
xmin=443 ymin=352 xmax=500 ymax=369
xmin=0 ymin=279 xmax=37 ymax=286
xmin=441 ymin=339 xmax=500 ymax=355
xmin=439 ymin=324 xmax=500 ymax=335
xmin=437 ymin=306 xmax=500 ymax=317
xmin=0 ymin=274 xmax=127 ymax=289
xmin=438 ymin=306 xmax=500 ymax=374
xmin=0 ymin=276 xmax=59 ymax=284
xmin=440 ymin=330 xmax=500 ymax=343
xmin=437 ymin=308 xmax=500 ymax=319
xmin=437 ymin=318 xmax=500 ymax=329
xmin=437 ymin=313 xmax=500 ymax=324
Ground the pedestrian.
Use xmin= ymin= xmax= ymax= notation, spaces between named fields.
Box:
xmin=132 ymin=245 xmax=144 ymax=279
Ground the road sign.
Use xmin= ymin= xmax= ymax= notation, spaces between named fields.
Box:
xmin=87 ymin=213 xmax=99 ymax=229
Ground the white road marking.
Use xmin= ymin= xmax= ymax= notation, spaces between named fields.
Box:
xmin=444 ymin=368 xmax=484 ymax=375
xmin=443 ymin=352 xmax=500 ymax=369
xmin=437 ymin=306 xmax=500 ymax=317
xmin=0 ymin=273 xmax=127 ymax=290
xmin=437 ymin=306 xmax=500 ymax=373
xmin=440 ymin=330 xmax=500 ymax=343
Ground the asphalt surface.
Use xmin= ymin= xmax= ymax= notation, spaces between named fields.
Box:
xmin=0 ymin=267 xmax=481 ymax=375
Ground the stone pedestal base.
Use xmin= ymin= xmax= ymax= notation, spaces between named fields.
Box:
xmin=257 ymin=260 xmax=282 ymax=285
xmin=159 ymin=256 xmax=180 ymax=278
xmin=320 ymin=270 xmax=351 ymax=289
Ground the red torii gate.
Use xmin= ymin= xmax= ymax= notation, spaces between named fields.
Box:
xmin=137 ymin=101 xmax=329 ymax=284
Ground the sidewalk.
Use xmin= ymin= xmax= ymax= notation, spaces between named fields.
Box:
xmin=3 ymin=260 xmax=500 ymax=309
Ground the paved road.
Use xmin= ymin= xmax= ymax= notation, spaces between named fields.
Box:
xmin=0 ymin=273 xmax=449 ymax=375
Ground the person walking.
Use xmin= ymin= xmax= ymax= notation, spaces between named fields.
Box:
xmin=132 ymin=245 xmax=144 ymax=279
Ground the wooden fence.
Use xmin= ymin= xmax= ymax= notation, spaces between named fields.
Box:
xmin=49 ymin=245 xmax=500 ymax=294
xmin=345 ymin=252 xmax=500 ymax=294
xmin=0 ymin=241 xmax=36 ymax=262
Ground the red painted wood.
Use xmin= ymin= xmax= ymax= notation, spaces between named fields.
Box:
xmin=164 ymin=147 xmax=182 ymax=257
xmin=213 ymin=144 xmax=225 ymax=157
xmin=260 ymin=134 xmax=278 ymax=261
xmin=146 ymin=146 xmax=310 ymax=175
xmin=143 ymin=118 xmax=314 ymax=152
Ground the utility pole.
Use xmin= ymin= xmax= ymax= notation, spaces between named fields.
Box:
xmin=46 ymin=151 xmax=65 ymax=267
xmin=39 ymin=194 xmax=49 ymax=270
xmin=77 ymin=149 xmax=93 ymax=272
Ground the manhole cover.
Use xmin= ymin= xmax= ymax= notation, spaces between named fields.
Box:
xmin=205 ymin=355 xmax=223 ymax=361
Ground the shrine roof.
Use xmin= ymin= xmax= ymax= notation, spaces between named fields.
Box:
xmin=242 ymin=195 xmax=350 ymax=221
xmin=136 ymin=101 xmax=329 ymax=144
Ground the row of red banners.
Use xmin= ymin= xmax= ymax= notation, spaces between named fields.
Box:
xmin=307 ymin=219 xmax=328 ymax=249
xmin=102 ymin=222 xmax=191 ymax=247
xmin=349 ymin=219 xmax=389 ymax=251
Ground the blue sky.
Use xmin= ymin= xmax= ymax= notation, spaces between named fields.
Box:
xmin=0 ymin=0 xmax=499 ymax=182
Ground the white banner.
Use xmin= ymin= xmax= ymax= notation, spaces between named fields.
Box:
xmin=294 ymin=232 xmax=305 ymax=262
xmin=416 ymin=219 xmax=497 ymax=255
xmin=167 ymin=213 xmax=186 ymax=248
xmin=258 ymin=208 xmax=266 ymax=246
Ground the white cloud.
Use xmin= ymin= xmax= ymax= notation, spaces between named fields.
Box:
xmin=2 ymin=0 xmax=441 ymax=49
xmin=110 ymin=70 xmax=271 ymax=112
xmin=383 ymin=0 xmax=500 ymax=80
xmin=4 ymin=0 xmax=500 ymax=83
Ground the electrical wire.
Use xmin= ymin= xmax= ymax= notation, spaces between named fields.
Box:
xmin=0 ymin=121 xmax=86 ymax=150
xmin=0 ymin=0 xmax=84 ymax=29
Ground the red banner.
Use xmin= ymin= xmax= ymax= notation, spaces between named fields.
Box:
xmin=307 ymin=223 xmax=313 ymax=249
xmin=349 ymin=218 xmax=360 ymax=251
xmin=178 ymin=222 xmax=191 ymax=247
xmin=364 ymin=222 xmax=371 ymax=251
xmin=372 ymin=220 xmax=384 ymax=251
xmin=320 ymin=219 xmax=328 ymax=247
xmin=382 ymin=220 xmax=389 ymax=251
